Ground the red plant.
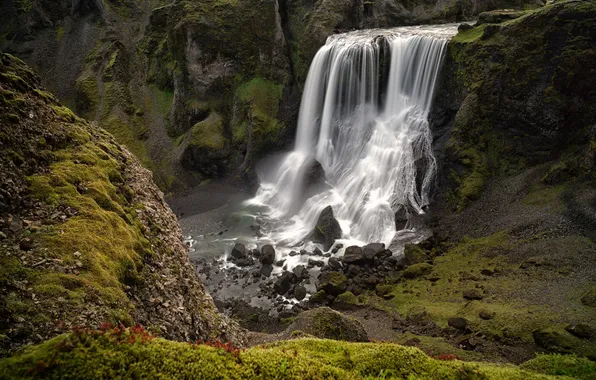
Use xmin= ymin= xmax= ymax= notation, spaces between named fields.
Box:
xmin=432 ymin=353 xmax=462 ymax=361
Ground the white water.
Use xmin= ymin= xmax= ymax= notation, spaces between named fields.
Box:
xmin=244 ymin=24 xmax=456 ymax=256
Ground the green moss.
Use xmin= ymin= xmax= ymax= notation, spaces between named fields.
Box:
xmin=521 ymin=354 xmax=596 ymax=379
xmin=0 ymin=331 xmax=562 ymax=379
xmin=403 ymin=263 xmax=433 ymax=279
xmin=150 ymin=85 xmax=174 ymax=118
xmin=188 ymin=113 xmax=226 ymax=150
xmin=50 ymin=105 xmax=78 ymax=123
xmin=56 ymin=27 xmax=65 ymax=41
xmin=452 ymin=25 xmax=487 ymax=43
xmin=74 ymin=75 xmax=99 ymax=117
xmin=13 ymin=0 xmax=32 ymax=13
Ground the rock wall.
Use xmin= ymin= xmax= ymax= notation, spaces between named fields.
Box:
xmin=0 ymin=53 xmax=244 ymax=355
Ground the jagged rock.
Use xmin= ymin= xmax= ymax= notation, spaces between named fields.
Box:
xmin=316 ymin=271 xmax=348 ymax=296
xmin=274 ymin=271 xmax=296 ymax=295
xmin=260 ymin=244 xmax=276 ymax=265
xmin=403 ymin=244 xmax=429 ymax=265
xmin=284 ymin=307 xmax=368 ymax=342
xmin=235 ymin=257 xmax=255 ymax=267
xmin=311 ymin=206 xmax=342 ymax=251
xmin=230 ymin=244 xmax=247 ymax=260
xmin=292 ymin=265 xmax=309 ymax=279
xmin=362 ymin=243 xmax=385 ymax=261
xmin=343 ymin=246 xmax=365 ymax=265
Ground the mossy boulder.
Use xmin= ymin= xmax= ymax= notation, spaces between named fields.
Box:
xmin=334 ymin=291 xmax=361 ymax=310
xmin=285 ymin=307 xmax=368 ymax=342
xmin=316 ymin=271 xmax=348 ymax=296
xmin=402 ymin=263 xmax=434 ymax=279
xmin=311 ymin=206 xmax=342 ymax=251
xmin=403 ymin=244 xmax=430 ymax=265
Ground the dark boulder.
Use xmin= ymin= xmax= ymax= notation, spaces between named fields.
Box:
xmin=448 ymin=317 xmax=469 ymax=331
xmin=260 ymin=264 xmax=273 ymax=277
xmin=260 ymin=244 xmax=276 ymax=265
xmin=343 ymin=246 xmax=365 ymax=265
xmin=274 ymin=271 xmax=297 ymax=295
xmin=311 ymin=206 xmax=342 ymax=251
xmin=328 ymin=257 xmax=342 ymax=271
xmin=565 ymin=323 xmax=594 ymax=339
xmin=363 ymin=243 xmax=385 ymax=261
xmin=292 ymin=265 xmax=309 ymax=280
xmin=230 ymin=243 xmax=247 ymax=260
xmin=293 ymin=285 xmax=307 ymax=301
xmin=284 ymin=307 xmax=368 ymax=342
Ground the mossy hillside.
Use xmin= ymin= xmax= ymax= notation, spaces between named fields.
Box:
xmin=0 ymin=53 xmax=243 ymax=352
xmin=361 ymin=231 xmax=596 ymax=359
xmin=189 ymin=113 xmax=227 ymax=151
xmin=0 ymin=329 xmax=577 ymax=379
xmin=444 ymin=1 xmax=596 ymax=210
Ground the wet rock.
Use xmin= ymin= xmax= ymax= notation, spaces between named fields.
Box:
xmin=403 ymin=244 xmax=429 ymax=265
xmin=304 ymin=159 xmax=326 ymax=189
xmin=230 ymin=244 xmax=247 ymax=260
xmin=289 ymin=251 xmax=298 ymax=257
xmin=307 ymin=258 xmax=324 ymax=268
xmin=260 ymin=244 xmax=276 ymax=265
xmin=292 ymin=265 xmax=309 ymax=280
xmin=402 ymin=263 xmax=433 ymax=279
xmin=458 ymin=334 xmax=480 ymax=350
xmin=284 ymin=307 xmax=368 ymax=342
xmin=458 ymin=23 xmax=473 ymax=32
xmin=260 ymin=264 xmax=273 ymax=277
xmin=565 ymin=323 xmax=594 ymax=339
xmin=395 ymin=207 xmax=409 ymax=230
xmin=316 ymin=271 xmax=348 ymax=296
xmin=463 ymin=288 xmax=484 ymax=300
xmin=448 ymin=317 xmax=469 ymax=331
xmin=235 ymin=257 xmax=255 ymax=267
xmin=275 ymin=259 xmax=285 ymax=267
xmin=311 ymin=206 xmax=342 ymax=251
xmin=293 ymin=285 xmax=307 ymax=301
xmin=313 ymin=247 xmax=323 ymax=256
xmin=362 ymin=243 xmax=385 ymax=261
xmin=343 ymin=246 xmax=365 ymax=264
xmin=328 ymin=257 xmax=342 ymax=271
xmin=274 ymin=271 xmax=296 ymax=295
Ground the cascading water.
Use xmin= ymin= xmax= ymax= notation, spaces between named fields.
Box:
xmin=247 ymin=25 xmax=456 ymax=256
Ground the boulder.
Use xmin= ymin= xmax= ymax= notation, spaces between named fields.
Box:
xmin=328 ymin=257 xmax=342 ymax=271
xmin=311 ymin=206 xmax=342 ymax=251
xmin=463 ymin=288 xmax=485 ymax=300
xmin=316 ymin=271 xmax=348 ymax=296
xmin=260 ymin=264 xmax=273 ymax=277
xmin=343 ymin=246 xmax=365 ymax=265
xmin=403 ymin=244 xmax=429 ymax=265
xmin=274 ymin=271 xmax=296 ymax=295
xmin=363 ymin=243 xmax=385 ymax=261
xmin=565 ymin=323 xmax=594 ymax=339
xmin=333 ymin=291 xmax=360 ymax=310
xmin=293 ymin=285 xmax=307 ymax=301
xmin=260 ymin=244 xmax=276 ymax=265
xmin=309 ymin=290 xmax=328 ymax=305
xmin=230 ymin=243 xmax=247 ymax=260
xmin=285 ymin=307 xmax=368 ymax=342
xmin=533 ymin=329 xmax=574 ymax=352
xmin=402 ymin=263 xmax=433 ymax=279
xmin=448 ymin=317 xmax=469 ymax=331
xmin=292 ymin=265 xmax=309 ymax=280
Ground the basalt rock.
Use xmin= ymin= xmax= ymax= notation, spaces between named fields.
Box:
xmin=312 ymin=206 xmax=342 ymax=251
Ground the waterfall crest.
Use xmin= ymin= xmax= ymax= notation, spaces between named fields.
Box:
xmin=248 ymin=25 xmax=456 ymax=250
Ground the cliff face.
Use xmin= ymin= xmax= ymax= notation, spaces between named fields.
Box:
xmin=0 ymin=53 xmax=244 ymax=355
xmin=0 ymin=0 xmax=543 ymax=192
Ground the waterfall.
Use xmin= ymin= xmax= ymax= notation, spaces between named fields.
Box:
xmin=248 ymin=25 xmax=456 ymax=251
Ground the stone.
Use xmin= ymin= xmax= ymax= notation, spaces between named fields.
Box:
xmin=448 ymin=317 xmax=469 ymax=331
xmin=343 ymin=246 xmax=365 ymax=265
xmin=260 ymin=244 xmax=275 ymax=265
xmin=307 ymin=258 xmax=324 ymax=268
xmin=316 ymin=271 xmax=348 ymax=296
xmin=235 ymin=257 xmax=255 ymax=267
xmin=312 ymin=248 xmax=323 ymax=256
xmin=328 ymin=257 xmax=342 ymax=271
xmin=403 ymin=244 xmax=429 ymax=265
xmin=565 ymin=323 xmax=594 ymax=339
xmin=275 ymin=259 xmax=285 ymax=267
xmin=463 ymin=288 xmax=484 ymax=300
xmin=304 ymin=159 xmax=326 ymax=189
xmin=395 ymin=207 xmax=409 ymax=230
xmin=458 ymin=23 xmax=473 ymax=32
xmin=333 ymin=291 xmax=360 ymax=310
xmin=479 ymin=310 xmax=495 ymax=320
xmin=292 ymin=265 xmax=309 ymax=279
xmin=285 ymin=307 xmax=368 ymax=342
xmin=532 ymin=329 xmax=573 ymax=351
xmin=0 ymin=231 xmax=7 ymax=239
xmin=375 ymin=284 xmax=393 ymax=299
xmin=362 ymin=243 xmax=385 ymax=261
xmin=311 ymin=206 xmax=342 ymax=251
xmin=19 ymin=238 xmax=33 ymax=251
xmin=480 ymin=269 xmax=494 ymax=276
xmin=274 ymin=271 xmax=296 ymax=295
xmin=293 ymin=285 xmax=307 ymax=301
xmin=309 ymin=290 xmax=328 ymax=304
xmin=260 ymin=264 xmax=273 ymax=277
xmin=230 ymin=244 xmax=247 ymax=260
xmin=402 ymin=263 xmax=433 ymax=279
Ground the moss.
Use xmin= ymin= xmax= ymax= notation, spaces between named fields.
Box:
xmin=56 ymin=27 xmax=65 ymax=41
xmin=74 ymin=75 xmax=99 ymax=117
xmin=13 ymin=0 xmax=32 ymax=13
xmin=188 ymin=113 xmax=226 ymax=150
xmin=0 ymin=331 xmax=562 ymax=379
xmin=520 ymin=354 xmax=596 ymax=379
xmin=50 ymin=105 xmax=77 ymax=123
xmin=150 ymin=84 xmax=173 ymax=118
xmin=403 ymin=263 xmax=433 ymax=279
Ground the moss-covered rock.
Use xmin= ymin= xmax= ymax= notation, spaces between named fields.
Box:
xmin=316 ymin=271 xmax=348 ymax=296
xmin=403 ymin=263 xmax=434 ymax=279
xmin=0 ymin=53 xmax=243 ymax=354
xmin=285 ymin=307 xmax=368 ymax=342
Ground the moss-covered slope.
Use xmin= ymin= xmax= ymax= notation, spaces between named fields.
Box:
xmin=2 ymin=327 xmax=594 ymax=379
xmin=0 ymin=53 xmax=243 ymax=355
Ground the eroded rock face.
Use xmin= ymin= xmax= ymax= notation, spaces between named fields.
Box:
xmin=0 ymin=54 xmax=244 ymax=354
